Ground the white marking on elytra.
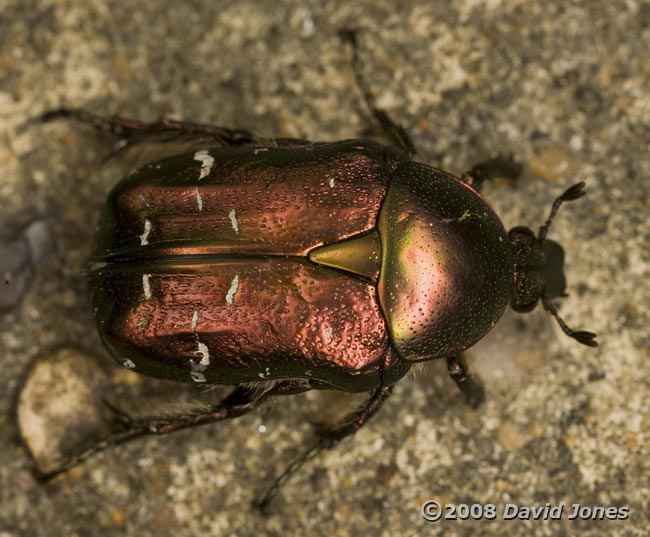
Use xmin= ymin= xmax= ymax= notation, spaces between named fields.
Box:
xmin=142 ymin=274 xmax=152 ymax=300
xmin=329 ymin=177 xmax=335 ymax=188
xmin=190 ymin=338 xmax=210 ymax=383
xmin=195 ymin=186 xmax=203 ymax=211
xmin=190 ymin=371 xmax=206 ymax=383
xmin=140 ymin=219 xmax=152 ymax=245
xmin=225 ymin=274 xmax=239 ymax=305
xmin=228 ymin=208 xmax=239 ymax=234
xmin=253 ymin=148 xmax=269 ymax=155
xmin=195 ymin=341 xmax=210 ymax=367
xmin=327 ymin=325 xmax=334 ymax=340
xmin=258 ymin=367 xmax=271 ymax=379
xmin=191 ymin=310 xmax=199 ymax=330
xmin=194 ymin=150 xmax=214 ymax=180
xmin=138 ymin=193 xmax=151 ymax=208
xmin=122 ymin=358 xmax=136 ymax=370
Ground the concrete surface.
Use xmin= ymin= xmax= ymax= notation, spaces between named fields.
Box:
xmin=1 ymin=1 xmax=648 ymax=536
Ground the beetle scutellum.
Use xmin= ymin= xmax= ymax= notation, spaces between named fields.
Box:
xmin=37 ymin=31 xmax=597 ymax=511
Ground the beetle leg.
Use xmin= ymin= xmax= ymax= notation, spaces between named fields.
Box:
xmin=37 ymin=380 xmax=316 ymax=481
xmin=40 ymin=107 xmax=311 ymax=159
xmin=339 ymin=29 xmax=416 ymax=157
xmin=446 ymin=354 xmax=485 ymax=409
xmin=318 ymin=385 xmax=393 ymax=444
xmin=41 ymin=107 xmax=260 ymax=143
xmin=254 ymin=385 xmax=392 ymax=514
xmin=36 ymin=384 xmax=267 ymax=481
xmin=461 ymin=155 xmax=522 ymax=192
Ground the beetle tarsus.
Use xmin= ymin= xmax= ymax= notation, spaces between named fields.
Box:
xmin=253 ymin=438 xmax=324 ymax=515
xmin=34 ymin=427 xmax=149 ymax=482
xmin=40 ymin=107 xmax=138 ymax=137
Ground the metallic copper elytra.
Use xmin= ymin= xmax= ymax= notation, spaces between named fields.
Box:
xmin=93 ymin=141 xmax=393 ymax=260
xmin=90 ymin=139 xmax=512 ymax=389
xmin=93 ymin=258 xmax=395 ymax=391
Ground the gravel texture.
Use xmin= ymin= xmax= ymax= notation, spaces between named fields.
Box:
xmin=1 ymin=1 xmax=648 ymax=536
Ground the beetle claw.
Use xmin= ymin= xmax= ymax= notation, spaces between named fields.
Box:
xmin=251 ymin=495 xmax=276 ymax=517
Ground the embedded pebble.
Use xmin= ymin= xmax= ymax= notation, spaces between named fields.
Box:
xmin=0 ymin=218 xmax=52 ymax=310
xmin=17 ymin=347 xmax=111 ymax=475
xmin=527 ymin=146 xmax=575 ymax=182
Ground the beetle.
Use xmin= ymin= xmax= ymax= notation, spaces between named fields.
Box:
xmin=38 ymin=32 xmax=597 ymax=510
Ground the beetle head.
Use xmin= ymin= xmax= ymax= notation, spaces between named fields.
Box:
xmin=509 ymin=182 xmax=597 ymax=347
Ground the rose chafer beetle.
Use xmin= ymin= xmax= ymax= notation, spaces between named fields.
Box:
xmin=39 ymin=33 xmax=597 ymax=510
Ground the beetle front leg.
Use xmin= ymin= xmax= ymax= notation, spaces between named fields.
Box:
xmin=446 ymin=354 xmax=485 ymax=409
xmin=461 ymin=155 xmax=522 ymax=192
xmin=254 ymin=385 xmax=393 ymax=514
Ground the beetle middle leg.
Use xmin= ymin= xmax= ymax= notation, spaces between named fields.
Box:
xmin=339 ymin=29 xmax=416 ymax=157
xmin=446 ymin=354 xmax=485 ymax=409
xmin=254 ymin=385 xmax=393 ymax=513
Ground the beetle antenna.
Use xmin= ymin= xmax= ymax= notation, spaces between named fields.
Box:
xmin=538 ymin=182 xmax=587 ymax=241
xmin=541 ymin=295 xmax=598 ymax=347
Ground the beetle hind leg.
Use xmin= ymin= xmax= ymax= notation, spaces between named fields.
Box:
xmin=446 ymin=354 xmax=485 ymax=409
xmin=36 ymin=383 xmax=270 ymax=481
xmin=254 ymin=385 xmax=392 ymax=514
xmin=40 ymin=107 xmax=285 ymax=160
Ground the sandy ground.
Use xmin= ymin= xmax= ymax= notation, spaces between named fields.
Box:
xmin=1 ymin=1 xmax=648 ymax=536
